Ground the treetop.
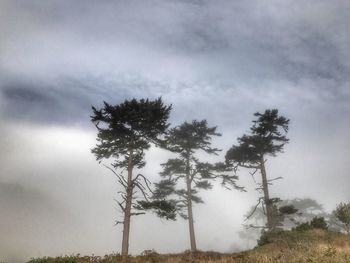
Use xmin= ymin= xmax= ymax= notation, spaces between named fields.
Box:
xmin=91 ymin=97 xmax=171 ymax=167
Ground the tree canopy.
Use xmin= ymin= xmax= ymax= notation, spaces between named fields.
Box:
xmin=226 ymin=109 xmax=289 ymax=168
xmin=91 ymin=97 xmax=172 ymax=169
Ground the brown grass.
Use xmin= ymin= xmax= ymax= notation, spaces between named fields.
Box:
xmin=27 ymin=230 xmax=350 ymax=263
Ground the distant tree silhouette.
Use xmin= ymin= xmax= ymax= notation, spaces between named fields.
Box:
xmin=332 ymin=202 xmax=350 ymax=234
xmin=226 ymin=109 xmax=289 ymax=230
xmin=239 ymin=198 xmax=326 ymax=245
xmin=141 ymin=120 xmax=243 ymax=252
xmin=245 ymin=198 xmax=325 ymax=231
xmin=90 ymin=98 xmax=172 ymax=256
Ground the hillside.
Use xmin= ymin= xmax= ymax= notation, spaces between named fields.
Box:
xmin=27 ymin=230 xmax=350 ymax=263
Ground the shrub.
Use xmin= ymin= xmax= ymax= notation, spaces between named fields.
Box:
xmin=294 ymin=222 xmax=313 ymax=232
xmin=27 ymin=256 xmax=77 ymax=263
xmin=310 ymin=216 xmax=328 ymax=230
xmin=333 ymin=202 xmax=350 ymax=234
xmin=257 ymin=228 xmax=284 ymax=246
xmin=294 ymin=216 xmax=328 ymax=232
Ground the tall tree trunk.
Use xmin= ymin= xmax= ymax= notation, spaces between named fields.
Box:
xmin=121 ymin=150 xmax=134 ymax=257
xmin=185 ymin=155 xmax=197 ymax=252
xmin=260 ymin=155 xmax=273 ymax=230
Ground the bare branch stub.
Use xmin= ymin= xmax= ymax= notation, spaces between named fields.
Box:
xmin=245 ymin=197 xmax=264 ymax=221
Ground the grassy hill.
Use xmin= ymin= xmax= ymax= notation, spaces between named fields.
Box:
xmin=27 ymin=229 xmax=350 ymax=263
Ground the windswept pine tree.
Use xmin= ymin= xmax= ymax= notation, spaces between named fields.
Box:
xmin=141 ymin=120 xmax=244 ymax=252
xmin=225 ymin=109 xmax=289 ymax=230
xmin=90 ymin=98 xmax=172 ymax=256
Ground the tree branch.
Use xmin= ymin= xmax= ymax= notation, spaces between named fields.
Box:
xmin=245 ymin=197 xmax=264 ymax=221
xmin=103 ymin=164 xmax=128 ymax=188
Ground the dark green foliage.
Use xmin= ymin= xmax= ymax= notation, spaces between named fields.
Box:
xmin=225 ymin=109 xmax=289 ymax=167
xmin=294 ymin=216 xmax=328 ymax=231
xmin=164 ymin=120 xmax=221 ymax=155
xmin=295 ymin=222 xmax=313 ymax=232
xmin=136 ymin=200 xmax=177 ymax=220
xmin=333 ymin=202 xmax=350 ymax=234
xmin=91 ymin=97 xmax=172 ymax=169
xmin=279 ymin=205 xmax=298 ymax=215
xmin=310 ymin=216 xmax=328 ymax=230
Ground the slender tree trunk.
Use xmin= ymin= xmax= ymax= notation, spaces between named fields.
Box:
xmin=121 ymin=150 xmax=134 ymax=257
xmin=260 ymin=155 xmax=273 ymax=230
xmin=185 ymin=155 xmax=197 ymax=252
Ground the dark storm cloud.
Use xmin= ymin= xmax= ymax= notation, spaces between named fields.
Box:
xmin=1 ymin=80 xmax=87 ymax=124
xmin=2 ymin=1 xmax=350 ymax=77
xmin=0 ymin=0 xmax=349 ymax=125
xmin=0 ymin=75 xmax=172 ymax=124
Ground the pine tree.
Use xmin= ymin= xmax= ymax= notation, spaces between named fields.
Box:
xmin=90 ymin=98 xmax=171 ymax=256
xmin=225 ymin=109 xmax=289 ymax=230
xmin=145 ymin=120 xmax=243 ymax=252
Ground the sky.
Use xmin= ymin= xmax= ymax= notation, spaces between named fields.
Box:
xmin=0 ymin=0 xmax=350 ymax=262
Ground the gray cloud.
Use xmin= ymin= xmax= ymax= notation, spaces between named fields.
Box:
xmin=1 ymin=0 xmax=349 ymax=124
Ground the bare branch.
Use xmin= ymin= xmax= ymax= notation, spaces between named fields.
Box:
xmin=245 ymin=197 xmax=264 ymax=221
xmin=131 ymin=212 xmax=146 ymax=216
xmin=243 ymin=224 xmax=268 ymax=229
xmin=133 ymin=174 xmax=153 ymax=193
xmin=133 ymin=181 xmax=150 ymax=201
xmin=103 ymin=164 xmax=128 ymax=188
xmin=267 ymin=176 xmax=283 ymax=182
xmin=249 ymin=168 xmax=259 ymax=184
xmin=114 ymin=220 xmax=124 ymax=226
xmin=116 ymin=201 xmax=126 ymax=212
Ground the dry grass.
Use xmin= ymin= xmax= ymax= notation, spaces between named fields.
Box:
xmin=27 ymin=230 xmax=350 ymax=263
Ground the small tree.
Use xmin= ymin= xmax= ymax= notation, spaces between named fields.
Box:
xmin=240 ymin=198 xmax=325 ymax=245
xmin=294 ymin=216 xmax=328 ymax=231
xmin=310 ymin=216 xmax=328 ymax=230
xmin=333 ymin=202 xmax=350 ymax=234
xmin=245 ymin=198 xmax=325 ymax=229
xmin=144 ymin=120 xmax=243 ymax=252
xmin=225 ymin=109 xmax=289 ymax=230
xmin=91 ymin=98 xmax=171 ymax=256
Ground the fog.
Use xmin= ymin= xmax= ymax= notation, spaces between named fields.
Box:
xmin=0 ymin=1 xmax=350 ymax=262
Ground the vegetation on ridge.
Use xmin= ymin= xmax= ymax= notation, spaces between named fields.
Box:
xmin=27 ymin=229 xmax=350 ymax=263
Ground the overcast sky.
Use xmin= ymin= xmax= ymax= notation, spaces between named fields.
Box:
xmin=1 ymin=1 xmax=350 ymax=262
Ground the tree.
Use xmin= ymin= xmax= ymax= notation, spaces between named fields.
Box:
xmin=225 ymin=109 xmax=289 ymax=230
xmin=145 ymin=120 xmax=243 ymax=252
xmin=332 ymin=202 xmax=350 ymax=234
xmin=90 ymin=98 xmax=172 ymax=256
xmin=245 ymin=198 xmax=325 ymax=229
xmin=240 ymin=198 xmax=325 ymax=245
